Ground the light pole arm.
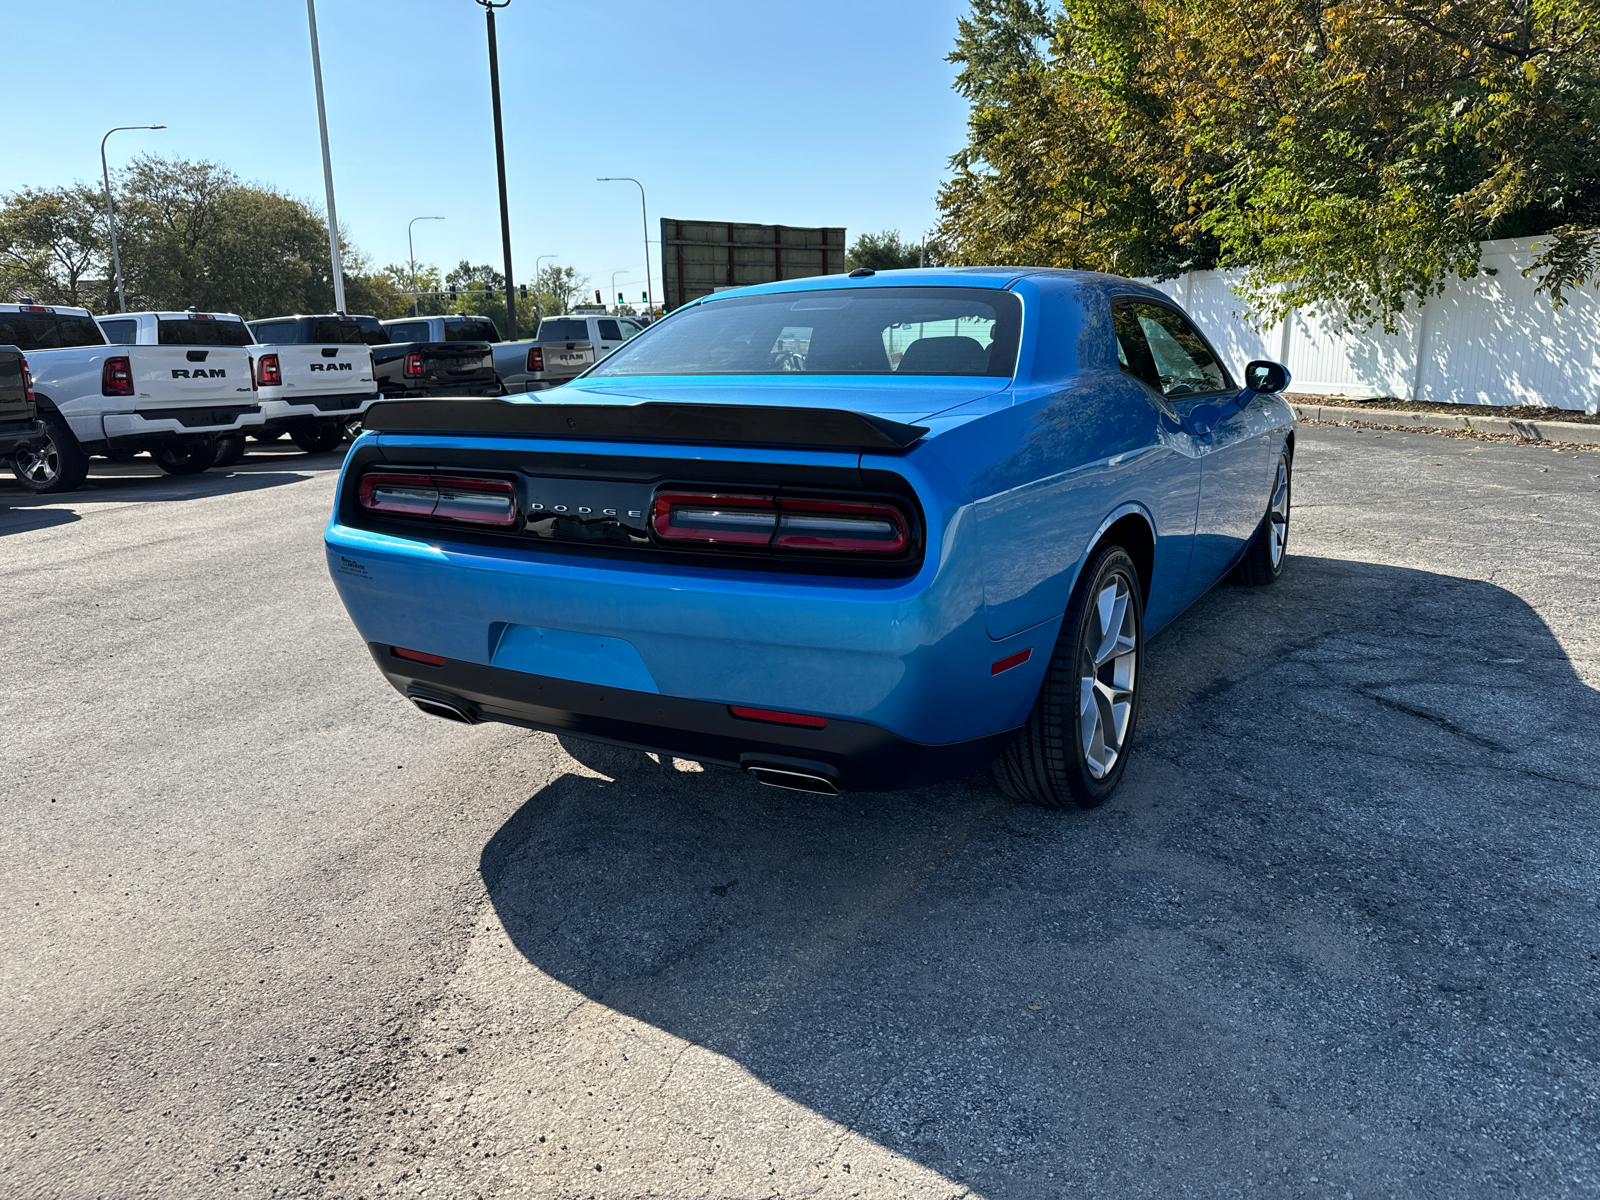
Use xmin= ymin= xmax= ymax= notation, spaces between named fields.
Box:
xmin=599 ymin=177 xmax=653 ymax=315
xmin=100 ymin=125 xmax=164 ymax=313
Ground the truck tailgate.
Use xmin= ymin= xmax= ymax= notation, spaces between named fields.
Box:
xmin=265 ymin=344 xmax=376 ymax=398
xmin=132 ymin=347 xmax=256 ymax=405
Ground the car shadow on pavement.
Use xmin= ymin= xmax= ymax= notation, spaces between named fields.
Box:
xmin=480 ymin=555 xmax=1600 ymax=1198
xmin=0 ymin=467 xmax=317 ymax=520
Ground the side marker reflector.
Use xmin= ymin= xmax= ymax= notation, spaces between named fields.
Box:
xmin=991 ymin=647 xmax=1032 ymax=675
xmin=392 ymin=646 xmax=446 ymax=667
xmin=729 ymin=705 xmax=828 ymax=729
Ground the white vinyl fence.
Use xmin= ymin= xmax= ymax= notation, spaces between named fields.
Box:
xmin=1142 ymin=236 xmax=1600 ymax=413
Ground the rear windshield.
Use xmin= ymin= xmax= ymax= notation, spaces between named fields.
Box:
xmin=0 ymin=311 xmax=106 ymax=351
xmin=353 ymin=316 xmax=389 ymax=346
xmin=588 ymin=287 xmax=1022 ymax=378
xmin=538 ymin=319 xmax=589 ymax=341
xmin=310 ymin=319 xmax=369 ymax=345
xmin=383 ymin=322 xmax=428 ymax=344
xmin=444 ymin=317 xmax=500 ymax=343
xmin=158 ymin=317 xmax=253 ymax=347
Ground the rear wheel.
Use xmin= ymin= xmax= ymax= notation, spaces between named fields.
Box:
xmin=212 ymin=435 xmax=247 ymax=467
xmin=11 ymin=411 xmax=89 ymax=494
xmin=994 ymin=545 xmax=1144 ymax=809
xmin=150 ymin=438 xmax=217 ymax=476
xmin=1231 ymin=448 xmax=1292 ymax=586
xmin=289 ymin=420 xmax=345 ymax=454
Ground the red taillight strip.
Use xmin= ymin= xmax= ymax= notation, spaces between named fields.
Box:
xmin=652 ymin=491 xmax=909 ymax=554
xmin=101 ymin=355 xmax=134 ymax=397
xmin=358 ymin=471 xmax=518 ymax=526
xmin=392 ymin=646 xmax=446 ymax=666
xmin=403 ymin=351 xmax=425 ymax=379
xmin=729 ymin=705 xmax=828 ymax=728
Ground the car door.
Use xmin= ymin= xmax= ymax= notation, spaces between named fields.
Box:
xmin=1111 ymin=298 xmax=1257 ymax=607
xmin=593 ymin=318 xmax=626 ymax=359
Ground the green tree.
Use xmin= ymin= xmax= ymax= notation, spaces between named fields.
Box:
xmin=937 ymin=0 xmax=1600 ymax=329
xmin=845 ymin=230 xmax=926 ymax=271
xmin=533 ymin=263 xmax=588 ymax=318
xmin=0 ymin=185 xmax=109 ymax=308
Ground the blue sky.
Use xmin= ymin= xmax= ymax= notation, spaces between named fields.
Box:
xmin=5 ymin=0 xmax=976 ymax=306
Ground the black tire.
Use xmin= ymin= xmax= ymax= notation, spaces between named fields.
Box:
xmin=289 ymin=420 xmax=345 ymax=454
xmin=342 ymin=416 xmax=364 ymax=442
xmin=10 ymin=410 xmax=90 ymax=494
xmin=1231 ymin=447 xmax=1292 ymax=586
xmin=212 ymin=435 xmax=247 ymax=468
xmin=149 ymin=439 xmax=218 ymax=476
xmin=252 ymin=429 xmax=286 ymax=443
xmin=993 ymin=544 xmax=1144 ymax=809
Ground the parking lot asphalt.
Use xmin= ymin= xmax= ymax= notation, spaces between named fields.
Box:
xmin=2 ymin=427 xmax=1597 ymax=1200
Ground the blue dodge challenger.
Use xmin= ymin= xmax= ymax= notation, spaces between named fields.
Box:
xmin=326 ymin=268 xmax=1294 ymax=807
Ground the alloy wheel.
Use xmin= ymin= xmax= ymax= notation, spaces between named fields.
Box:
xmin=1268 ymin=454 xmax=1291 ymax=568
xmin=1078 ymin=573 xmax=1138 ymax=779
xmin=15 ymin=437 xmax=60 ymax=486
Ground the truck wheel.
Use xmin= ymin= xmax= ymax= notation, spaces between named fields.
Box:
xmin=992 ymin=544 xmax=1144 ymax=809
xmin=212 ymin=436 xmax=247 ymax=468
xmin=289 ymin=420 xmax=345 ymax=454
xmin=11 ymin=411 xmax=90 ymax=494
xmin=252 ymin=429 xmax=285 ymax=443
xmin=150 ymin=439 xmax=218 ymax=476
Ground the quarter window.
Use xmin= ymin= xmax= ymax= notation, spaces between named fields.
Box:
xmin=597 ymin=319 xmax=624 ymax=341
xmin=1112 ymin=301 xmax=1229 ymax=397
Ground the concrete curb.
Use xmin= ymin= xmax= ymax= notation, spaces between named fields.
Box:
xmin=1292 ymin=403 xmax=1600 ymax=446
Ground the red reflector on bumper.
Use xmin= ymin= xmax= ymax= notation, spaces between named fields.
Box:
xmin=991 ymin=647 xmax=1032 ymax=675
xmin=728 ymin=705 xmax=828 ymax=729
xmin=392 ymin=646 xmax=446 ymax=667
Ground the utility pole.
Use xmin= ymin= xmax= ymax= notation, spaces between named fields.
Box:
xmin=597 ymin=177 xmax=653 ymax=317
xmin=477 ymin=0 xmax=518 ymax=340
xmin=306 ymin=0 xmax=345 ymax=313
xmin=100 ymin=125 xmax=165 ymax=313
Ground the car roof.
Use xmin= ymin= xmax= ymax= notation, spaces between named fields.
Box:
xmin=1 ymin=303 xmax=95 ymax=317
xmin=250 ymin=313 xmax=379 ymax=323
xmin=689 ymin=266 xmax=1180 ymax=308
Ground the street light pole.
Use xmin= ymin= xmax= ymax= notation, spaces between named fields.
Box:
xmin=408 ymin=216 xmax=445 ymax=317
xmin=597 ymin=177 xmax=653 ymax=316
xmin=533 ymin=254 xmax=556 ymax=318
xmin=477 ymin=0 xmax=518 ymax=341
xmin=100 ymin=125 xmax=165 ymax=313
xmin=306 ymin=0 xmax=346 ymax=313
xmin=610 ymin=269 xmax=633 ymax=311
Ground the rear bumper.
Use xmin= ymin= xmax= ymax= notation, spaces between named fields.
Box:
xmin=377 ymin=380 xmax=503 ymax=400
xmin=0 ymin=418 xmax=46 ymax=456
xmin=372 ymin=643 xmax=1017 ymax=792
xmin=102 ymin=404 xmax=264 ymax=438
xmin=258 ymin=392 xmax=381 ymax=430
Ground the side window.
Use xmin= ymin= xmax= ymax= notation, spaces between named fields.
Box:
xmin=1128 ymin=302 xmax=1229 ymax=396
xmin=597 ymin=319 xmax=624 ymax=341
xmin=619 ymin=320 xmax=642 ymax=338
xmin=1111 ymin=302 xmax=1161 ymax=392
xmin=100 ymin=319 xmax=137 ymax=345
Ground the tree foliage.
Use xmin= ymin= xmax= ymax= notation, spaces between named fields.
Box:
xmin=937 ymin=0 xmax=1600 ymax=328
xmin=846 ymin=230 xmax=928 ymax=271
xmin=0 ymin=155 xmax=408 ymax=320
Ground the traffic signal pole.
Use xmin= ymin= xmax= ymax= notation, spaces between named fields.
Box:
xmin=478 ymin=0 xmax=518 ymax=341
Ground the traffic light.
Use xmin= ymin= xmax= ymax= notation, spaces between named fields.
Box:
xmin=617 ymin=292 xmax=624 ymax=303
xmin=594 ymin=289 xmax=602 ymax=304
xmin=519 ymin=283 xmax=527 ymax=299
xmin=449 ymin=284 xmax=458 ymax=301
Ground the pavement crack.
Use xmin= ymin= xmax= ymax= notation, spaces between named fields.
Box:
xmin=1368 ymin=693 xmax=1513 ymax=753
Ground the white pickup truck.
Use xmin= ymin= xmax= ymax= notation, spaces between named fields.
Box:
xmin=378 ymin=315 xmax=595 ymax=394
xmin=228 ymin=313 xmax=381 ymax=455
xmin=2 ymin=302 xmax=262 ymax=493
xmin=535 ymin=314 xmax=646 ymax=361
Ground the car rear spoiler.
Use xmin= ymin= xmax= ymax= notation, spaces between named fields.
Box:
xmin=362 ymin=399 xmax=929 ymax=452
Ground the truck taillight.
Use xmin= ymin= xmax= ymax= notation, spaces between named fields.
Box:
xmin=526 ymin=346 xmax=544 ymax=372
xmin=368 ymin=350 xmax=376 ymax=379
xmin=256 ymin=353 xmax=281 ymax=387
xmin=20 ymin=356 xmax=33 ymax=404
xmin=101 ymin=356 xmax=134 ymax=397
xmin=650 ymin=492 xmax=910 ymax=554
xmin=357 ymin=471 xmax=518 ymax=526
xmin=403 ymin=351 xmax=424 ymax=379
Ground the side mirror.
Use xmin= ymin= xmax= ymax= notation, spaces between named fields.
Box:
xmin=1244 ymin=359 xmax=1291 ymax=394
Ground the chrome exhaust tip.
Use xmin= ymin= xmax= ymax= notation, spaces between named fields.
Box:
xmin=745 ymin=765 xmax=841 ymax=795
xmin=408 ymin=692 xmax=477 ymax=724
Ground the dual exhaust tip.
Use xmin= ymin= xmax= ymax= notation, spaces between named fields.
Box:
xmin=407 ymin=690 xmax=842 ymax=796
